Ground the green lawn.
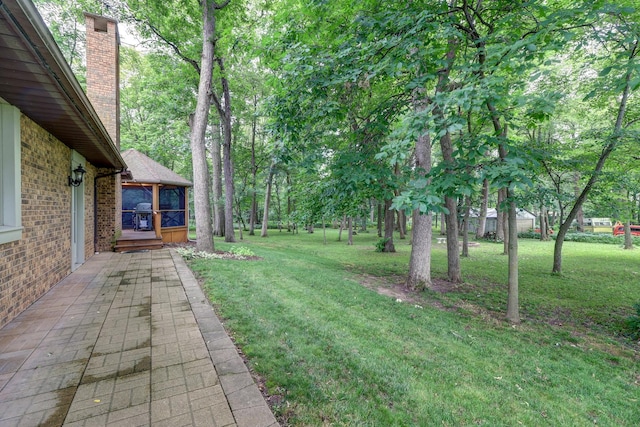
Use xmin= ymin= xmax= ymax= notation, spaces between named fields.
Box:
xmin=185 ymin=229 xmax=639 ymax=426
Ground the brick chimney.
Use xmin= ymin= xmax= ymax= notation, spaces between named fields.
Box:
xmin=85 ymin=13 xmax=122 ymax=251
xmin=84 ymin=13 xmax=120 ymax=148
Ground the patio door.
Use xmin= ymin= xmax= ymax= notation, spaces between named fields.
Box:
xmin=71 ymin=152 xmax=85 ymax=271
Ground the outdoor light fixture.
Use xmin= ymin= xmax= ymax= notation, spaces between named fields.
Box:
xmin=68 ymin=164 xmax=86 ymax=187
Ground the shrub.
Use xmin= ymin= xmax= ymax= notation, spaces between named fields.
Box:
xmin=229 ymin=246 xmax=256 ymax=257
xmin=518 ymin=231 xmax=640 ymax=245
xmin=375 ymin=238 xmax=389 ymax=252
xmin=176 ymin=246 xmax=256 ymax=260
xmin=175 ymin=247 xmax=224 ymax=260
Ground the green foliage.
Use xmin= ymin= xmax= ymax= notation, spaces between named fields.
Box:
xmin=34 ymin=0 xmax=107 ymax=82
xmin=519 ymin=231 xmax=640 ymax=245
xmin=175 ymin=247 xmax=222 ymax=260
xmin=374 ymin=238 xmax=388 ymax=252
xmin=176 ymin=245 xmax=256 ymax=260
xmin=229 ymin=246 xmax=256 ymax=257
xmin=119 ymin=48 xmax=193 ymax=176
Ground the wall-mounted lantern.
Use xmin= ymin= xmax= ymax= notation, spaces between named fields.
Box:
xmin=68 ymin=164 xmax=86 ymax=187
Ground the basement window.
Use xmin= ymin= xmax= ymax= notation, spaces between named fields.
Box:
xmin=0 ymin=101 xmax=22 ymax=244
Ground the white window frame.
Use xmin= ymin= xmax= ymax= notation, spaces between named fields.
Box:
xmin=0 ymin=100 xmax=22 ymax=244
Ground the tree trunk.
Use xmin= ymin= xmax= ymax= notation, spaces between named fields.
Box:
xmin=249 ymin=102 xmax=258 ymax=236
xmin=193 ymin=0 xmax=230 ymax=243
xmin=496 ymin=189 xmax=505 ymax=243
xmin=475 ymin=179 xmax=489 ymax=239
xmin=323 ymin=218 xmax=327 ymax=245
xmin=406 ymin=118 xmax=432 ymax=291
xmin=286 ymin=173 xmax=292 ymax=231
xmin=370 ymin=200 xmax=375 ymax=224
xmin=443 ymin=195 xmax=460 ymax=282
xmin=394 ymin=164 xmax=406 ymax=239
xmin=408 ymin=210 xmax=432 ymax=290
xmin=433 ymin=31 xmax=461 ymax=283
xmin=502 ymin=196 xmax=509 ymax=255
xmin=234 ymin=188 xmax=247 ymax=237
xmin=461 ymin=196 xmax=471 ymax=258
xmin=210 ymin=122 xmax=224 ymax=237
xmin=347 ymin=217 xmax=353 ymax=245
xmin=624 ymin=220 xmax=633 ymax=249
xmin=437 ymin=129 xmax=461 ymax=282
xmin=222 ymin=130 xmax=235 ymax=242
xmin=397 ymin=209 xmax=406 ymax=239
xmin=383 ymin=199 xmax=396 ymax=252
xmin=575 ymin=174 xmax=584 ymax=232
xmin=249 ymin=196 xmax=257 ymax=235
xmin=487 ymin=93 xmax=519 ymax=324
xmin=190 ymin=1 xmax=217 ymax=253
xmin=274 ymin=174 xmax=282 ymax=230
xmin=540 ymin=205 xmax=549 ymax=241
xmin=261 ymin=165 xmax=274 ymax=237
xmin=217 ymin=62 xmax=235 ymax=243
xmin=377 ymin=201 xmax=383 ymax=238
xmin=506 ymin=196 xmax=520 ymax=323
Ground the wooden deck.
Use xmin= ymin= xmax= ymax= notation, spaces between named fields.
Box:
xmin=114 ymin=229 xmax=164 ymax=252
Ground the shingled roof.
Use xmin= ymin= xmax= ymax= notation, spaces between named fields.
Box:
xmin=122 ymin=149 xmax=192 ymax=187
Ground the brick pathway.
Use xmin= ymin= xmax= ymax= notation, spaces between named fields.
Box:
xmin=0 ymin=249 xmax=278 ymax=427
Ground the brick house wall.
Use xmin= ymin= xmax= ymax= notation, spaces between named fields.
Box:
xmin=95 ymin=172 xmax=120 ymax=252
xmin=84 ymin=167 xmax=96 ymax=261
xmin=0 ymin=115 xmax=96 ymax=328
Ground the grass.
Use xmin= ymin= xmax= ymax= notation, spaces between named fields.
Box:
xmin=186 ymin=229 xmax=639 ymax=426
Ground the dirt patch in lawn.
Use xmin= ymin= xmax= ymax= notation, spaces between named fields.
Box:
xmin=356 ymin=273 xmax=461 ymax=307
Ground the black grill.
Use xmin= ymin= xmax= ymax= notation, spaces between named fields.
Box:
xmin=133 ymin=202 xmax=153 ymax=231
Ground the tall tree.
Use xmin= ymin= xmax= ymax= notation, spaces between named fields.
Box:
xmin=188 ymin=0 xmax=228 ymax=252
xmin=552 ymin=5 xmax=639 ymax=273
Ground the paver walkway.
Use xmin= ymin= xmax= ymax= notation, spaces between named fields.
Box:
xmin=0 ymin=249 xmax=278 ymax=427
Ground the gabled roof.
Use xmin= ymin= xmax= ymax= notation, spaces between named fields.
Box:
xmin=0 ymin=0 xmax=125 ymax=169
xmin=121 ymin=149 xmax=192 ymax=187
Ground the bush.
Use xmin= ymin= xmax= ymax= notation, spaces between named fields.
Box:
xmin=518 ymin=231 xmax=640 ymax=245
xmin=175 ymin=246 xmax=256 ymax=260
xmin=175 ymin=247 xmax=223 ymax=260
xmin=375 ymin=238 xmax=389 ymax=252
xmin=518 ymin=231 xmax=541 ymax=239
xmin=229 ymin=246 xmax=256 ymax=257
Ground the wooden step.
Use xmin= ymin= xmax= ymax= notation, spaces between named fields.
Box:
xmin=114 ymin=237 xmax=164 ymax=252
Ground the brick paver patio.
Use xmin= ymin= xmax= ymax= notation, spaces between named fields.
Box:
xmin=0 ymin=249 xmax=278 ymax=427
